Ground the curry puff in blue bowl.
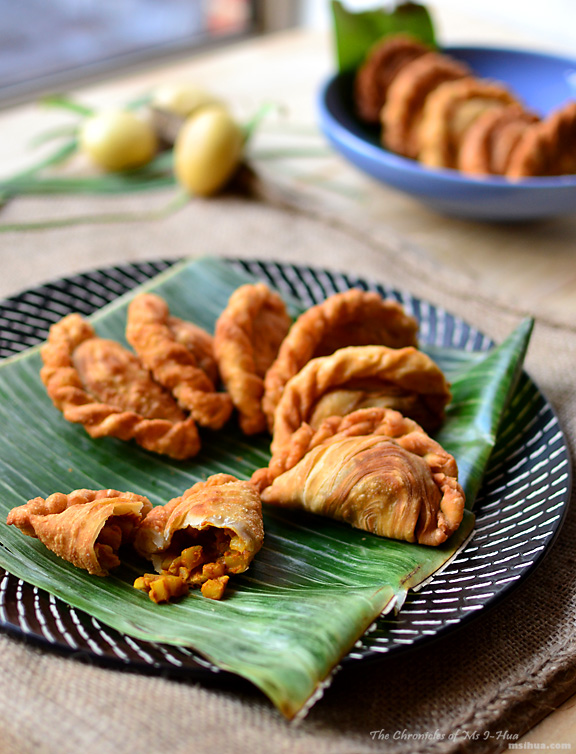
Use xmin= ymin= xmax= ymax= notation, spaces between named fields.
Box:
xmin=318 ymin=42 xmax=576 ymax=220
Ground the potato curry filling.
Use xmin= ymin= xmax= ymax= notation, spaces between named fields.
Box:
xmin=134 ymin=526 xmax=247 ymax=602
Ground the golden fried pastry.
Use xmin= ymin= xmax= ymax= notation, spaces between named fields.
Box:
xmin=307 ymin=385 xmax=431 ymax=428
xmin=270 ymin=345 xmax=451 ymax=457
xmin=134 ymin=473 xmax=264 ymax=602
xmin=167 ymin=315 xmax=219 ymax=385
xmin=506 ymin=101 xmax=576 ymax=178
xmin=72 ymin=338 xmax=185 ymax=422
xmin=214 ymin=283 xmax=292 ymax=435
xmin=262 ymin=289 xmax=418 ymax=431
xmin=7 ymin=488 xmax=152 ymax=576
xmin=458 ymin=104 xmax=540 ymax=175
xmin=126 ymin=293 xmax=232 ymax=430
xmin=354 ymin=34 xmax=430 ymax=123
xmin=418 ymin=78 xmax=519 ymax=168
xmin=255 ymin=407 xmax=464 ymax=546
xmin=382 ymin=51 xmax=470 ymax=158
xmin=40 ymin=313 xmax=200 ymax=459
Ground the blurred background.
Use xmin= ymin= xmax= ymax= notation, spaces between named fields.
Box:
xmin=0 ymin=0 xmax=298 ymax=106
xmin=1 ymin=0 xmax=574 ymax=107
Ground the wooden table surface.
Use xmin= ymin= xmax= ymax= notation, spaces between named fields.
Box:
xmin=0 ymin=5 xmax=574 ymax=747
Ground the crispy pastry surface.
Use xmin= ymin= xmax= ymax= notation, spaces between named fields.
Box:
xmin=126 ymin=293 xmax=231 ymax=430
xmin=417 ymin=78 xmax=519 ymax=168
xmin=256 ymin=407 xmax=464 ymax=545
xmin=354 ymin=34 xmax=430 ymax=123
xmin=133 ymin=474 xmax=264 ymax=600
xmin=72 ymin=337 xmax=186 ymax=422
xmin=167 ymin=315 xmax=219 ymax=385
xmin=7 ymin=488 xmax=152 ymax=576
xmin=506 ymin=101 xmax=576 ymax=178
xmin=262 ymin=289 xmax=418 ymax=431
xmin=40 ymin=313 xmax=200 ymax=459
xmin=270 ymin=344 xmax=450 ymax=456
xmin=458 ymin=104 xmax=539 ymax=175
xmin=381 ymin=52 xmax=470 ymax=158
xmin=214 ymin=283 xmax=292 ymax=435
xmin=255 ymin=407 xmax=464 ymax=546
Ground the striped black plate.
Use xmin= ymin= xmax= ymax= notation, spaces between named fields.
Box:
xmin=0 ymin=258 xmax=571 ymax=679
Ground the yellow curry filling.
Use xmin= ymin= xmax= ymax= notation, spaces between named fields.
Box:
xmin=134 ymin=526 xmax=248 ymax=602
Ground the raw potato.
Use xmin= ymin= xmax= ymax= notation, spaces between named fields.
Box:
xmin=80 ymin=109 xmax=157 ymax=171
xmin=174 ymin=105 xmax=244 ymax=196
xmin=151 ymin=83 xmax=221 ymax=118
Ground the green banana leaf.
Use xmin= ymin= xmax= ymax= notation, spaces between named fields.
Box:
xmin=331 ymin=0 xmax=436 ymax=73
xmin=0 ymin=257 xmax=531 ymax=718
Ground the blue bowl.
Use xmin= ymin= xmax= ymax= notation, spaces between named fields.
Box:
xmin=317 ymin=46 xmax=576 ymax=221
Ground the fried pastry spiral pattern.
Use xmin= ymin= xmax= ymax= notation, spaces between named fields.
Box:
xmin=255 ymin=407 xmax=465 ymax=547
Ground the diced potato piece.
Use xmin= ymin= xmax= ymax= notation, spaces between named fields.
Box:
xmin=201 ymin=575 xmax=229 ymax=600
xmin=201 ymin=561 xmax=226 ymax=581
xmin=133 ymin=572 xmax=189 ymax=603
xmin=180 ymin=545 xmax=204 ymax=570
xmin=223 ymin=551 xmax=247 ymax=573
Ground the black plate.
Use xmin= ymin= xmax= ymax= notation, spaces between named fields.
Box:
xmin=0 ymin=258 xmax=571 ymax=679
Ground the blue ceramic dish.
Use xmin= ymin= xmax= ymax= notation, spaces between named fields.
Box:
xmin=317 ymin=46 xmax=576 ymax=221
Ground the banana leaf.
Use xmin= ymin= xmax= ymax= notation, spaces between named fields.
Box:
xmin=0 ymin=257 xmax=531 ymax=717
xmin=331 ymin=0 xmax=436 ymax=73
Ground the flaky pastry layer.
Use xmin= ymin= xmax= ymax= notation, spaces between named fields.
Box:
xmin=254 ymin=407 xmax=465 ymax=546
xmin=7 ymin=488 xmax=152 ymax=576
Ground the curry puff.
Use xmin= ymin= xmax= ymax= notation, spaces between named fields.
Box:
xmin=354 ymin=34 xmax=430 ymax=124
xmin=134 ymin=474 xmax=264 ymax=602
xmin=263 ymin=289 xmax=419 ymax=431
xmin=506 ymin=101 xmax=576 ymax=178
xmin=126 ymin=293 xmax=232 ymax=430
xmin=381 ymin=51 xmax=470 ymax=159
xmin=270 ymin=344 xmax=451 ymax=457
xmin=7 ymin=489 xmax=152 ymax=576
xmin=417 ymin=78 xmax=519 ymax=170
xmin=214 ymin=283 xmax=292 ymax=435
xmin=40 ymin=313 xmax=200 ymax=459
xmin=254 ymin=407 xmax=465 ymax=547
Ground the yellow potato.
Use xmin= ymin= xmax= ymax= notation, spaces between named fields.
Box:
xmin=80 ymin=109 xmax=157 ymax=171
xmin=174 ymin=106 xmax=244 ymax=196
xmin=151 ymin=83 xmax=221 ymax=118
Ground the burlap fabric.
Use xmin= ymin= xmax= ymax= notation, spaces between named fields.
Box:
xmin=0 ymin=187 xmax=574 ymax=754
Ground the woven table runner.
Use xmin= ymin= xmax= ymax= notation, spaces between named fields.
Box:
xmin=0 ymin=187 xmax=574 ymax=754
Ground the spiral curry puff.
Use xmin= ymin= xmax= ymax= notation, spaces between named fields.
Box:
xmin=253 ymin=407 xmax=464 ymax=547
xmin=354 ymin=33 xmax=576 ymax=178
xmin=6 ymin=489 xmax=153 ymax=576
xmin=133 ymin=474 xmax=264 ymax=602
